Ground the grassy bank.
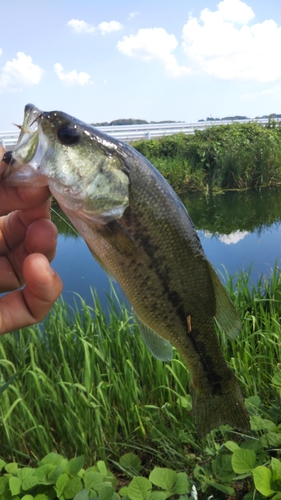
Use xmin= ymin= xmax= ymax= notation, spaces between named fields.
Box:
xmin=133 ymin=121 xmax=281 ymax=192
xmin=0 ymin=267 xmax=281 ymax=497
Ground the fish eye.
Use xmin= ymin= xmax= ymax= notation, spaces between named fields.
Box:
xmin=57 ymin=124 xmax=80 ymax=145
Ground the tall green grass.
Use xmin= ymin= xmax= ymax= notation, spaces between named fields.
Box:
xmin=0 ymin=292 xmax=191 ymax=467
xmin=220 ymin=266 xmax=281 ymax=402
xmin=0 ymin=267 xmax=280 ymax=469
xmin=133 ymin=122 xmax=281 ymax=192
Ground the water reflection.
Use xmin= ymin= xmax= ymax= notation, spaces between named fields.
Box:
xmin=181 ymin=187 xmax=281 ymax=234
xmin=182 ymin=188 xmax=281 ymax=282
xmin=51 ymin=187 xmax=281 ymax=308
xmin=207 ymin=230 xmax=248 ymax=245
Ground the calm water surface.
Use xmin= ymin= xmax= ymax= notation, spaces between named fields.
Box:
xmin=182 ymin=187 xmax=281 ymax=283
xmin=51 ymin=187 xmax=281 ymax=309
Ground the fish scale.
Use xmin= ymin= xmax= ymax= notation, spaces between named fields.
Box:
xmin=3 ymin=103 xmax=250 ymax=436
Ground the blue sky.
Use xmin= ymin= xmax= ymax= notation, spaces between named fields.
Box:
xmin=1 ymin=0 xmax=281 ymax=130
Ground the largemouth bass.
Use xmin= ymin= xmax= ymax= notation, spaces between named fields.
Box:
xmin=3 ymin=104 xmax=250 ymax=436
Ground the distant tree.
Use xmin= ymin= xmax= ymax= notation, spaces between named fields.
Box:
xmin=90 ymin=121 xmax=110 ymax=126
xmin=221 ymin=115 xmax=248 ymax=121
xmin=91 ymin=119 xmax=180 ymax=126
xmin=110 ymin=119 xmax=148 ymax=125
xmin=150 ymin=120 xmax=182 ymax=124
xmin=255 ymin=113 xmax=281 ymax=119
xmin=91 ymin=119 xmax=149 ymax=126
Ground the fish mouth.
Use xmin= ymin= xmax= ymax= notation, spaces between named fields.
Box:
xmin=2 ymin=104 xmax=50 ymax=187
xmin=14 ymin=104 xmax=42 ymax=141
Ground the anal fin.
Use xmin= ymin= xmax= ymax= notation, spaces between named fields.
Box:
xmin=135 ymin=314 xmax=173 ymax=362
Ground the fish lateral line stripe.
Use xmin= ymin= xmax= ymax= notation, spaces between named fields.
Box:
xmin=186 ymin=325 xmax=224 ymax=395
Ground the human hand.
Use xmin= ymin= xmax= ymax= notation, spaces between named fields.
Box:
xmin=0 ymin=145 xmax=62 ymax=334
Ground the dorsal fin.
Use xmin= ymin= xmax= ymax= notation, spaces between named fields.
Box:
xmin=135 ymin=314 xmax=173 ymax=361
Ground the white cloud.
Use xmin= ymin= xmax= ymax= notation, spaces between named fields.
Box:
xmin=117 ymin=28 xmax=191 ymax=77
xmin=215 ymin=0 xmax=254 ymax=24
xmin=0 ymin=52 xmax=44 ymax=91
xmin=67 ymin=19 xmax=95 ymax=33
xmin=182 ymin=0 xmax=281 ymax=82
xmin=98 ymin=21 xmax=122 ymax=35
xmin=54 ymin=63 xmax=93 ymax=87
xmin=203 ymin=229 xmax=248 ymax=244
xmin=68 ymin=19 xmax=122 ymax=35
xmin=218 ymin=230 xmax=248 ymax=244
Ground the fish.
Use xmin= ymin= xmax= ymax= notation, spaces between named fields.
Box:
xmin=3 ymin=104 xmax=250 ymax=436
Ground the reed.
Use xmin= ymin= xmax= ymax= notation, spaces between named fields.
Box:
xmin=0 ymin=267 xmax=280 ymax=470
xmin=133 ymin=122 xmax=281 ymax=192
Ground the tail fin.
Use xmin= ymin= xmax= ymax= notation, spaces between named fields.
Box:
xmin=190 ymin=374 xmax=250 ymax=437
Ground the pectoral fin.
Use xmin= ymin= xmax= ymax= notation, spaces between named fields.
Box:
xmin=87 ymin=220 xmax=136 ymax=281
xmin=135 ymin=314 xmax=173 ymax=361
xmin=98 ymin=220 xmax=136 ymax=257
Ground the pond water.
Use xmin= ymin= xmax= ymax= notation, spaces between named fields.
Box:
xmin=51 ymin=187 xmax=281 ymax=310
xmin=182 ymin=187 xmax=281 ymax=284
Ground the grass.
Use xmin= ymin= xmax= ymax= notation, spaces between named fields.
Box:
xmin=133 ymin=121 xmax=281 ymax=192
xmin=0 ymin=266 xmax=280 ymax=475
xmin=0 ymin=291 xmax=191 ymax=466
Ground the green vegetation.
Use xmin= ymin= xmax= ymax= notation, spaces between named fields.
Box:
xmin=181 ymin=186 xmax=281 ymax=235
xmin=92 ymin=119 xmax=178 ymax=126
xmin=3 ymin=448 xmax=281 ymax=500
xmin=92 ymin=119 xmax=148 ymax=126
xmin=199 ymin=115 xmax=249 ymax=121
xmin=0 ymin=266 xmax=281 ymax=498
xmin=0 ymin=452 xmax=191 ymax=500
xmin=133 ymin=121 xmax=281 ymax=192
